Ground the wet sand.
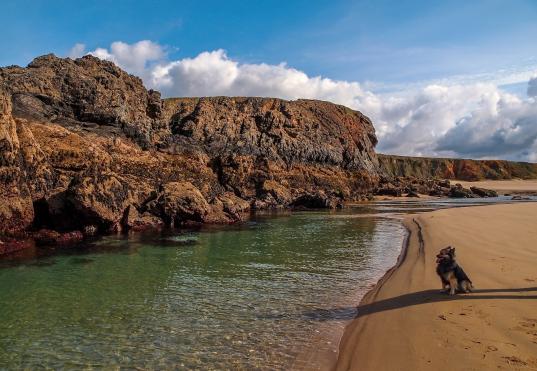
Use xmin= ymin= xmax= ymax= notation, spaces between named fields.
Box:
xmin=335 ymin=202 xmax=537 ymax=371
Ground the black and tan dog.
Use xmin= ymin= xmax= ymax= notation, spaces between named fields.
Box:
xmin=435 ymin=246 xmax=473 ymax=295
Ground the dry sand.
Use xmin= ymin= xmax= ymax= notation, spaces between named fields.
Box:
xmin=335 ymin=202 xmax=537 ymax=371
xmin=456 ymin=179 xmax=537 ymax=194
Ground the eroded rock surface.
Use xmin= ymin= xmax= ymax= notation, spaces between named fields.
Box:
xmin=0 ymin=54 xmax=382 ymax=252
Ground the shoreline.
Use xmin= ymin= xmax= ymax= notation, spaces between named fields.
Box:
xmin=334 ymin=202 xmax=537 ymax=371
xmin=292 ymin=219 xmax=410 ymax=371
xmin=3 ymin=178 xmax=536 ymax=259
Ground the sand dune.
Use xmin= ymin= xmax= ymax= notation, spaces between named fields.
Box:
xmin=336 ymin=202 xmax=537 ymax=371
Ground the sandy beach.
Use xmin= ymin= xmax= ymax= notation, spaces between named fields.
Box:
xmin=335 ymin=202 xmax=537 ymax=371
xmin=456 ymin=179 xmax=537 ymax=194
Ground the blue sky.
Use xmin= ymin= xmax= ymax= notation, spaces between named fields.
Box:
xmin=3 ymin=0 xmax=537 ymax=89
xmin=2 ymin=0 xmax=537 ymax=160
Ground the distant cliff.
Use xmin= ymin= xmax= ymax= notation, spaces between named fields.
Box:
xmin=0 ymin=54 xmax=380 ymax=244
xmin=379 ymin=154 xmax=537 ymax=181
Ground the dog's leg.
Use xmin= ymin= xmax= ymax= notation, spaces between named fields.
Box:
xmin=448 ymin=274 xmax=458 ymax=295
xmin=440 ymin=278 xmax=449 ymax=292
xmin=461 ymin=280 xmax=473 ymax=293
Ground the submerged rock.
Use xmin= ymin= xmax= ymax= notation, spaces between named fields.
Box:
xmin=33 ymin=229 xmax=83 ymax=246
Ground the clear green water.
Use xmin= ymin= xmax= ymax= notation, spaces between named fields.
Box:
xmin=0 ymin=199 xmax=524 ymax=369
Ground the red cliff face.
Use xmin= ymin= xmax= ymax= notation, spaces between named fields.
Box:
xmin=378 ymin=154 xmax=537 ymax=181
xmin=0 ymin=54 xmax=381 ymax=242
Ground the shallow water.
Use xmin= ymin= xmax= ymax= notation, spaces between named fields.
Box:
xmin=0 ymin=198 xmax=533 ymax=369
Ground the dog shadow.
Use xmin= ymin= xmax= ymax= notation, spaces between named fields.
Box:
xmin=299 ymin=286 xmax=537 ymax=322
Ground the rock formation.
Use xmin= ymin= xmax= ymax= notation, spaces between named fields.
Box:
xmin=0 ymin=54 xmax=381 ymax=250
xmin=1 ymin=53 xmax=532 ymax=254
xmin=379 ymin=154 xmax=537 ymax=181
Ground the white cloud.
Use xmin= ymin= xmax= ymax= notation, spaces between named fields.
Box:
xmin=68 ymin=43 xmax=86 ymax=59
xmin=90 ymin=40 xmax=165 ymax=77
xmin=528 ymin=76 xmax=537 ymax=97
xmin=76 ymin=40 xmax=537 ymax=161
xmin=436 ymin=92 xmax=537 ymax=161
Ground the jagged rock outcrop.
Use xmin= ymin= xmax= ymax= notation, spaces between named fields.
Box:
xmin=0 ymin=54 xmax=381 ymax=251
xmin=0 ymin=86 xmax=44 ymax=232
xmin=2 ymin=54 xmax=165 ymax=148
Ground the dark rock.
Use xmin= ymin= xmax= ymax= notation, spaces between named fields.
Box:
xmin=448 ymin=184 xmax=477 ymax=198
xmin=470 ymin=186 xmax=498 ymax=197
xmin=291 ymin=192 xmax=343 ymax=209
xmin=33 ymin=229 xmax=62 ymax=245
xmin=511 ymin=195 xmax=531 ymax=200
xmin=374 ymin=183 xmax=403 ymax=197
xmin=406 ymin=190 xmax=420 ymax=198
xmin=33 ymin=228 xmax=83 ymax=245
xmin=56 ymin=230 xmax=83 ymax=244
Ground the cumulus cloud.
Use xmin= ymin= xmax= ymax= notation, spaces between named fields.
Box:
xmin=91 ymin=40 xmax=165 ymax=77
xmin=436 ymin=91 xmax=537 ymax=161
xmin=68 ymin=43 xmax=86 ymax=59
xmin=74 ymin=40 xmax=537 ymax=161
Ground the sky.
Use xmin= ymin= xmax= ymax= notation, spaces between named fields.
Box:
xmin=2 ymin=0 xmax=537 ymax=161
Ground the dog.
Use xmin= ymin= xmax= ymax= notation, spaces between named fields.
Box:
xmin=435 ymin=246 xmax=473 ymax=295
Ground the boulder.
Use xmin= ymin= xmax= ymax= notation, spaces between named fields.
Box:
xmin=67 ymin=173 xmax=137 ymax=231
xmin=121 ymin=205 xmax=163 ymax=231
xmin=215 ymin=192 xmax=251 ymax=219
xmin=261 ymin=180 xmax=292 ymax=205
xmin=146 ymin=182 xmax=212 ymax=226
xmin=448 ymin=184 xmax=477 ymax=198
xmin=374 ymin=183 xmax=403 ymax=197
xmin=470 ymin=186 xmax=498 ymax=197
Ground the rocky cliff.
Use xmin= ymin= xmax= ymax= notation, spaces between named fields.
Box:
xmin=0 ymin=54 xmax=380 ymax=247
xmin=379 ymin=154 xmax=537 ymax=181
